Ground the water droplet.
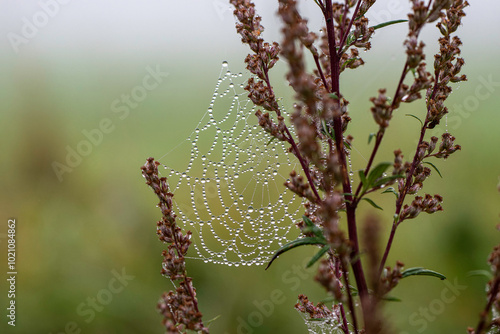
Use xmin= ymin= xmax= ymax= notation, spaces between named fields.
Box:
xmin=247 ymin=206 xmax=254 ymax=213
xmin=222 ymin=61 xmax=228 ymax=67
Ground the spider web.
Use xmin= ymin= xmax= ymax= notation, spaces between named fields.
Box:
xmin=299 ymin=315 xmax=344 ymax=334
xmin=158 ymin=61 xmax=304 ymax=266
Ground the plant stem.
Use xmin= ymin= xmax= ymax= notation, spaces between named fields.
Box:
xmin=325 ymin=0 xmax=369 ymax=316
xmin=338 ymin=0 xmax=363 ymax=52
xmin=379 ymin=71 xmax=440 ymax=272
xmin=341 ymin=258 xmax=359 ymax=334
xmin=475 ymin=277 xmax=500 ymax=333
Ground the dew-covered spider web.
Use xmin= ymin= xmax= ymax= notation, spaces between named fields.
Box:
xmin=158 ymin=61 xmax=304 ymax=266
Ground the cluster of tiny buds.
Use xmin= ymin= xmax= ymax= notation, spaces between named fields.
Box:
xmin=379 ymin=261 xmax=404 ymax=295
xmin=370 ymin=89 xmax=391 ymax=129
xmin=320 ymin=193 xmax=350 ymax=254
xmin=246 ymin=77 xmax=279 ymax=113
xmin=255 ymin=110 xmax=287 ymax=141
xmin=315 ymin=259 xmax=345 ymax=302
xmin=141 ymin=158 xmax=208 ymax=333
xmin=161 ymin=249 xmax=186 ymax=280
xmin=417 ymin=133 xmax=461 ymax=160
xmin=400 ymin=194 xmax=443 ymax=221
xmin=157 ymin=282 xmax=207 ymax=334
xmin=231 ymin=0 xmax=281 ymax=125
xmin=293 ymin=115 xmax=322 ymax=163
xmin=285 ymin=170 xmax=317 ymax=203
xmin=352 ymin=17 xmax=374 ymax=50
xmin=407 ymin=165 xmax=431 ymax=195
xmin=295 ymin=294 xmax=335 ymax=320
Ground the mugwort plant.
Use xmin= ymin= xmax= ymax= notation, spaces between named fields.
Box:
xmin=141 ymin=1 xmax=500 ymax=333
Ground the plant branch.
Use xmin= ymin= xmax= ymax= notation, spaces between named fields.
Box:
xmin=475 ymin=277 xmax=500 ymax=334
xmin=338 ymin=0 xmax=363 ymax=52
xmin=325 ymin=0 xmax=369 ymax=312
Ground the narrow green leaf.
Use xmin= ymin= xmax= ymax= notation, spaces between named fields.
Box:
xmin=371 ymin=19 xmax=408 ymax=31
xmin=306 ymin=245 xmax=331 ymax=268
xmin=266 ymin=236 xmax=327 ymax=270
xmin=330 ymin=93 xmax=339 ymax=100
xmin=467 ymin=270 xmax=493 ymax=280
xmin=358 ymin=170 xmax=367 ymax=190
xmin=423 ymin=161 xmax=443 ymax=178
xmin=266 ymin=136 xmax=277 ymax=146
xmin=405 ymin=113 xmax=424 ymax=127
xmin=302 ymin=216 xmax=323 ymax=238
xmin=368 ymin=132 xmax=376 ymax=144
xmin=383 ymin=295 xmax=402 ymax=302
xmin=401 ymin=267 xmax=447 ymax=280
xmin=205 ymin=314 xmax=222 ymax=327
xmin=372 ymin=174 xmax=404 ymax=188
xmin=382 ymin=187 xmax=399 ymax=198
xmin=303 ymin=215 xmax=315 ymax=227
xmin=362 ymin=197 xmax=383 ymax=210
xmin=367 ymin=162 xmax=393 ymax=188
xmin=346 ymin=32 xmax=356 ymax=46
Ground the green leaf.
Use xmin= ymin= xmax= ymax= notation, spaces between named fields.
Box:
xmin=382 ymin=187 xmax=399 ymax=198
xmin=302 ymin=216 xmax=323 ymax=238
xmin=372 ymin=174 xmax=404 ymax=188
xmin=266 ymin=136 xmax=277 ymax=146
xmin=205 ymin=314 xmax=222 ymax=327
xmin=346 ymin=32 xmax=356 ymax=46
xmin=405 ymin=113 xmax=424 ymax=127
xmin=371 ymin=19 xmax=408 ymax=31
xmin=362 ymin=197 xmax=383 ymax=210
xmin=359 ymin=170 xmax=367 ymax=189
xmin=329 ymin=92 xmax=339 ymax=100
xmin=383 ymin=295 xmax=402 ymax=302
xmin=368 ymin=132 xmax=376 ymax=144
xmin=422 ymin=161 xmax=443 ymax=178
xmin=401 ymin=267 xmax=447 ymax=280
xmin=467 ymin=270 xmax=493 ymax=280
xmin=306 ymin=245 xmax=331 ymax=268
xmin=366 ymin=162 xmax=392 ymax=191
xmin=266 ymin=236 xmax=327 ymax=270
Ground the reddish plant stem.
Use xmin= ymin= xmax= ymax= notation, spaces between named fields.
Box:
xmin=340 ymin=258 xmax=359 ymax=334
xmin=475 ymin=277 xmax=500 ymax=334
xmin=379 ymin=71 xmax=441 ymax=272
xmin=354 ymin=63 xmax=409 ymax=200
xmin=313 ymin=53 xmax=331 ymax=92
xmin=172 ymin=230 xmax=201 ymax=313
xmin=332 ymin=255 xmax=350 ymax=334
xmin=338 ymin=0 xmax=363 ymax=52
xmin=339 ymin=304 xmax=349 ymax=334
xmin=325 ymin=0 xmax=369 ymax=314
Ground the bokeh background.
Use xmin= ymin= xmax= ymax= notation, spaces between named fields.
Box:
xmin=1 ymin=0 xmax=499 ymax=333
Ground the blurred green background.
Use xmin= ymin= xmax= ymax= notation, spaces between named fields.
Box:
xmin=1 ymin=1 xmax=499 ymax=333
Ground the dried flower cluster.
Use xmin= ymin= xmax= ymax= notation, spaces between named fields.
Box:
xmin=141 ymin=158 xmax=208 ymax=334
